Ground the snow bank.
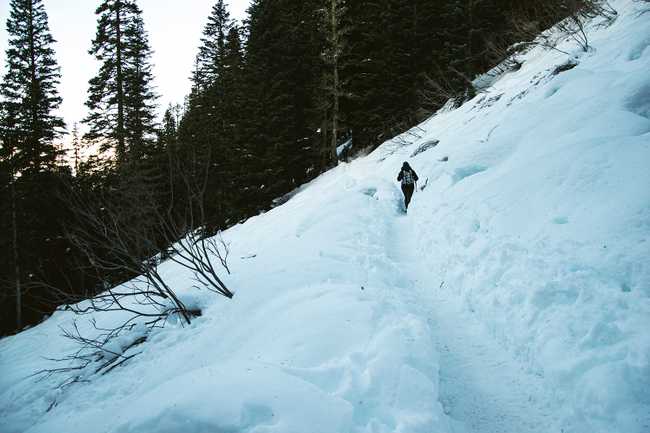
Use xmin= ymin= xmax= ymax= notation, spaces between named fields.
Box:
xmin=0 ymin=166 xmax=449 ymax=433
xmin=376 ymin=1 xmax=650 ymax=431
xmin=1 ymin=1 xmax=649 ymax=432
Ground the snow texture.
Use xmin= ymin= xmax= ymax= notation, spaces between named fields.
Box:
xmin=1 ymin=1 xmax=649 ymax=432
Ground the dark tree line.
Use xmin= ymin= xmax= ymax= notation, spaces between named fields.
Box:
xmin=0 ymin=0 xmax=69 ymax=334
xmin=1 ymin=0 xmax=603 ymax=335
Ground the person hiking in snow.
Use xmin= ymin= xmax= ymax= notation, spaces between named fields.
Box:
xmin=397 ymin=161 xmax=418 ymax=212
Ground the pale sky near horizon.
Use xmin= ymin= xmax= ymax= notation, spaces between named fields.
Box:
xmin=0 ymin=0 xmax=251 ymax=141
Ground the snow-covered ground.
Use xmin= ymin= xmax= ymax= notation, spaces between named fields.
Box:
xmin=1 ymin=1 xmax=649 ymax=432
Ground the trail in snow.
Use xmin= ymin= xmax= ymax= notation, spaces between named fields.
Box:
xmin=431 ymin=299 xmax=557 ymax=433
xmin=385 ymin=187 xmax=561 ymax=433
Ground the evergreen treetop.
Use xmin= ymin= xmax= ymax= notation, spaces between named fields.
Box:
xmin=0 ymin=0 xmax=65 ymax=174
xmin=194 ymin=0 xmax=233 ymax=89
xmin=84 ymin=0 xmax=157 ymax=162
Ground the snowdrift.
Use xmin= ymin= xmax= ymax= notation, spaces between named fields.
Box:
xmin=1 ymin=1 xmax=649 ymax=432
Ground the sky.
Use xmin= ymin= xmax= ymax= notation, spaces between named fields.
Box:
xmin=0 ymin=0 xmax=251 ymax=141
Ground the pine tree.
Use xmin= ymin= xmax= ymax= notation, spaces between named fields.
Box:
xmin=381 ymin=1 xmax=419 ymax=130
xmin=0 ymin=0 xmax=65 ymax=331
xmin=0 ymin=0 xmax=65 ymax=174
xmin=156 ymin=104 xmax=181 ymax=217
xmin=221 ymin=26 xmax=245 ymax=137
xmin=219 ymin=26 xmax=247 ymax=218
xmin=319 ymin=0 xmax=348 ymax=168
xmin=123 ymin=14 xmax=157 ymax=160
xmin=340 ymin=0 xmax=393 ymax=150
xmin=195 ymin=0 xmax=232 ymax=89
xmin=244 ymin=0 xmax=324 ymax=200
xmin=71 ymin=122 xmax=81 ymax=174
xmin=195 ymin=0 xmax=232 ymax=174
xmin=177 ymin=4 xmax=245 ymax=230
xmin=84 ymin=0 xmax=157 ymax=162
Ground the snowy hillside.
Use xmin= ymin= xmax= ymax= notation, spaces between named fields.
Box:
xmin=1 ymin=1 xmax=649 ymax=432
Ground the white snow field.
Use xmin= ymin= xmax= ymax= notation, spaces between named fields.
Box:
xmin=2 ymin=1 xmax=649 ymax=432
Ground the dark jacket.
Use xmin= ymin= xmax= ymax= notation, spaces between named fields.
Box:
xmin=397 ymin=163 xmax=418 ymax=186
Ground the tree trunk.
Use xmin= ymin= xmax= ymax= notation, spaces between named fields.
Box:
xmin=10 ymin=164 xmax=21 ymax=331
xmin=72 ymin=123 xmax=80 ymax=174
xmin=330 ymin=0 xmax=340 ymax=166
xmin=27 ymin=0 xmax=40 ymax=172
xmin=115 ymin=1 xmax=126 ymax=160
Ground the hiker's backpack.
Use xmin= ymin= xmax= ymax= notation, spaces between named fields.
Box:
xmin=401 ymin=169 xmax=415 ymax=186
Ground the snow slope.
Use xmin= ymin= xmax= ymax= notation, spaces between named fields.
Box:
xmin=1 ymin=1 xmax=649 ymax=432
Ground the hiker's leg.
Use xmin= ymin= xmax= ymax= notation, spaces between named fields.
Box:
xmin=404 ymin=185 xmax=414 ymax=208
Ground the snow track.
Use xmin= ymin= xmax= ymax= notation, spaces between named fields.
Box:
xmin=430 ymin=300 xmax=558 ymax=433
xmin=384 ymin=190 xmax=560 ymax=433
